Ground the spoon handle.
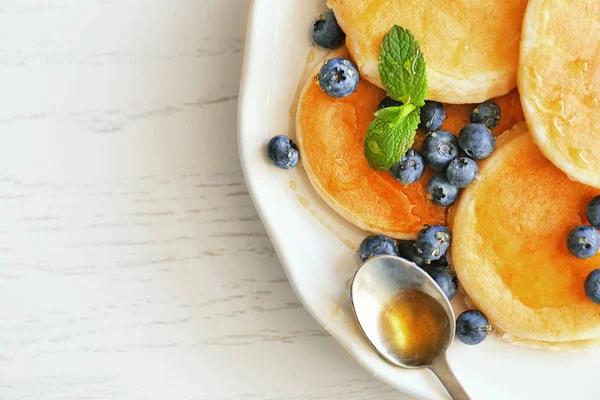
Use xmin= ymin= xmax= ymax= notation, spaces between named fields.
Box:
xmin=429 ymin=357 xmax=471 ymax=400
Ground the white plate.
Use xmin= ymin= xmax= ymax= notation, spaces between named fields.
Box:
xmin=238 ymin=1 xmax=598 ymax=398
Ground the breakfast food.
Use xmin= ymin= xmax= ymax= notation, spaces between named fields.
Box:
xmin=358 ymin=234 xmax=397 ymax=261
xmin=267 ymin=135 xmax=299 ymax=169
xmin=451 ymin=122 xmax=600 ymax=347
xmin=327 ymin=0 xmax=527 ymax=103
xmin=280 ymin=2 xmax=600 ymax=351
xmin=519 ymin=0 xmax=600 ymax=188
xmin=312 ymin=11 xmax=346 ymax=49
xmin=296 ymin=48 xmax=446 ymax=238
xmin=445 ymin=158 xmax=478 ymax=188
xmin=295 ymin=48 xmax=525 ymax=238
xmin=318 ymin=57 xmax=360 ymax=98
xmin=456 ymin=310 xmax=491 ymax=345
xmin=428 ymin=266 xmax=457 ymax=300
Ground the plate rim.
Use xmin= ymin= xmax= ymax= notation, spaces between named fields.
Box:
xmin=236 ymin=1 xmax=435 ymax=399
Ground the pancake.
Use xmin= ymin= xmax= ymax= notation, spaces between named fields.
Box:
xmin=519 ymin=0 xmax=600 ymax=188
xmin=451 ymin=122 xmax=600 ymax=345
xmin=327 ymin=0 xmax=527 ymax=104
xmin=296 ymin=48 xmax=445 ymax=238
xmin=295 ymin=48 xmax=525 ymax=238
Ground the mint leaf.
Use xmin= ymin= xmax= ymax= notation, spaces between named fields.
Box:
xmin=378 ymin=26 xmax=427 ymax=107
xmin=363 ymin=26 xmax=428 ymax=171
xmin=374 ymin=103 xmax=416 ymax=122
xmin=364 ymin=106 xmax=421 ymax=171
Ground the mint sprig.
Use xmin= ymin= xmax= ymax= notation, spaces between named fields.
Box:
xmin=364 ymin=26 xmax=428 ymax=171
xmin=379 ymin=27 xmax=427 ymax=107
xmin=365 ymin=105 xmax=420 ymax=171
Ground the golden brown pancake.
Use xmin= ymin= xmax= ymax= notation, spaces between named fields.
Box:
xmin=519 ymin=0 xmax=600 ymax=188
xmin=328 ymin=0 xmax=527 ymax=104
xmin=296 ymin=48 xmax=445 ymax=238
xmin=295 ymin=48 xmax=525 ymax=238
xmin=452 ymin=122 xmax=600 ymax=345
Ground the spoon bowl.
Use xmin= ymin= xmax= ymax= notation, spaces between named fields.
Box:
xmin=351 ymin=255 xmax=470 ymax=399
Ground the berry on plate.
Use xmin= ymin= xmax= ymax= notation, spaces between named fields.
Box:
xmin=312 ymin=12 xmax=346 ymax=49
xmin=471 ymin=100 xmax=501 ymax=129
xmin=587 ymin=196 xmax=600 ymax=229
xmin=427 ymin=173 xmax=460 ymax=207
xmin=456 ymin=310 xmax=491 ymax=345
xmin=585 ymin=269 xmax=600 ymax=304
xmin=395 ymin=240 xmax=426 ymax=268
xmin=428 ymin=266 xmax=457 ymax=300
xmin=415 ymin=225 xmax=451 ymax=263
xmin=318 ymin=57 xmax=359 ymax=98
xmin=389 ymin=149 xmax=425 ymax=185
xmin=419 ymin=101 xmax=446 ymax=132
xmin=422 ymin=130 xmax=459 ymax=171
xmin=458 ymin=123 xmax=496 ymax=160
xmin=446 ymin=157 xmax=478 ymax=188
xmin=567 ymin=225 xmax=600 ymax=259
xmin=267 ymin=135 xmax=299 ymax=169
xmin=358 ymin=234 xmax=397 ymax=261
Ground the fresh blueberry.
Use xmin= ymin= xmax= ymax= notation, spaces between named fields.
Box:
xmin=396 ymin=240 xmax=426 ymax=268
xmin=267 ymin=135 xmax=299 ymax=169
xmin=378 ymin=96 xmax=403 ymax=110
xmin=567 ymin=225 xmax=600 ymax=259
xmin=456 ymin=310 xmax=491 ymax=345
xmin=415 ymin=225 xmax=451 ymax=263
xmin=422 ymin=130 xmax=459 ymax=171
xmin=428 ymin=266 xmax=458 ymax=300
xmin=419 ymin=101 xmax=447 ymax=132
xmin=471 ymin=100 xmax=501 ymax=129
xmin=458 ymin=123 xmax=496 ymax=160
xmin=445 ymin=157 xmax=479 ymax=188
xmin=312 ymin=12 xmax=346 ymax=49
xmin=585 ymin=269 xmax=600 ymax=304
xmin=427 ymin=173 xmax=460 ymax=207
xmin=428 ymin=253 xmax=448 ymax=269
xmin=389 ymin=149 xmax=425 ymax=185
xmin=318 ymin=57 xmax=359 ymax=98
xmin=587 ymin=196 xmax=600 ymax=229
xmin=358 ymin=235 xmax=397 ymax=262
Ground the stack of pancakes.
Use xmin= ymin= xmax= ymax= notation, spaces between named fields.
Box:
xmin=295 ymin=0 xmax=600 ymax=349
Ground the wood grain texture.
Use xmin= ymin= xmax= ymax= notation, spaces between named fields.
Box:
xmin=0 ymin=0 xmax=411 ymax=398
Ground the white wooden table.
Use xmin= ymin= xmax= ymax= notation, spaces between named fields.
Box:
xmin=0 ymin=1 xmax=412 ymax=398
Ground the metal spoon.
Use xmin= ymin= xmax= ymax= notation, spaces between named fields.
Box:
xmin=350 ymin=255 xmax=470 ymax=400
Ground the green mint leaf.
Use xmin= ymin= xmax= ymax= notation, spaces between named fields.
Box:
xmin=373 ymin=103 xmax=416 ymax=122
xmin=378 ymin=26 xmax=427 ymax=107
xmin=364 ymin=106 xmax=421 ymax=171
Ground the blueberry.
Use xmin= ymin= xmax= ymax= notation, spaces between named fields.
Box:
xmin=428 ymin=253 xmax=448 ymax=269
xmin=567 ymin=225 xmax=600 ymax=259
xmin=378 ymin=96 xmax=403 ymax=110
xmin=419 ymin=101 xmax=447 ymax=132
xmin=415 ymin=225 xmax=451 ymax=263
xmin=396 ymin=240 xmax=426 ymax=268
xmin=587 ymin=196 xmax=600 ymax=229
xmin=312 ymin=12 xmax=346 ymax=49
xmin=585 ymin=269 xmax=600 ymax=304
xmin=318 ymin=57 xmax=359 ymax=98
xmin=267 ymin=135 xmax=299 ymax=169
xmin=358 ymin=235 xmax=397 ymax=261
xmin=446 ymin=157 xmax=479 ymax=188
xmin=456 ymin=310 xmax=491 ymax=345
xmin=427 ymin=173 xmax=460 ymax=207
xmin=422 ymin=130 xmax=459 ymax=171
xmin=428 ymin=266 xmax=458 ymax=300
xmin=458 ymin=123 xmax=496 ymax=160
xmin=389 ymin=149 xmax=425 ymax=185
xmin=471 ymin=100 xmax=501 ymax=129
